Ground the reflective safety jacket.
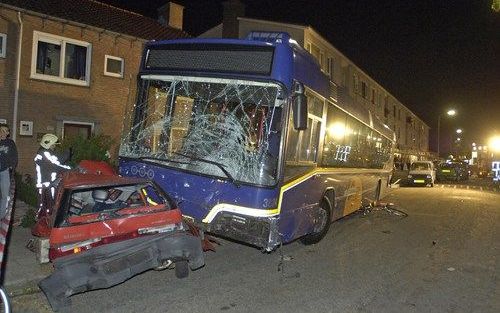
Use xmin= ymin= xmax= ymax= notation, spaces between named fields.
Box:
xmin=34 ymin=148 xmax=71 ymax=188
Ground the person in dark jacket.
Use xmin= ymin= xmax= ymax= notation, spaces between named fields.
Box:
xmin=0 ymin=124 xmax=18 ymax=219
xmin=34 ymin=133 xmax=71 ymax=218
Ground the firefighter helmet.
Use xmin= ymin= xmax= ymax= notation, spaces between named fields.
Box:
xmin=40 ymin=133 xmax=59 ymax=149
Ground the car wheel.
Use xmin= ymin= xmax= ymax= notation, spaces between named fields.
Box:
xmin=175 ymin=260 xmax=189 ymax=279
xmin=301 ymin=199 xmax=331 ymax=245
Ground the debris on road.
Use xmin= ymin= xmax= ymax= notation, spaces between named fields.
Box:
xmin=361 ymin=201 xmax=408 ymax=218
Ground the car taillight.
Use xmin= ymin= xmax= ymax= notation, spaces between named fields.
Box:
xmin=138 ymin=222 xmax=184 ymax=235
xmin=49 ymin=237 xmax=102 ymax=260
xmin=59 ymin=238 xmax=101 ymax=253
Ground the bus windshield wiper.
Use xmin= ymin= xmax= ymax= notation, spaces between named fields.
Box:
xmin=137 ymin=156 xmax=190 ymax=165
xmin=172 ymin=152 xmax=240 ymax=187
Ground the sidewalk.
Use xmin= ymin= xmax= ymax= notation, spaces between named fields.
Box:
xmin=3 ymin=200 xmax=52 ymax=296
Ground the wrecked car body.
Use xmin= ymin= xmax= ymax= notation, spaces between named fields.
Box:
xmin=33 ymin=171 xmax=204 ymax=311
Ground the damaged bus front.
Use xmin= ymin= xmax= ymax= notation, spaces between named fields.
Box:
xmin=119 ymin=32 xmax=394 ymax=251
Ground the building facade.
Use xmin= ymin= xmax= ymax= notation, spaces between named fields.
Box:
xmin=201 ymin=12 xmax=430 ymax=164
xmin=0 ymin=0 xmax=188 ymax=174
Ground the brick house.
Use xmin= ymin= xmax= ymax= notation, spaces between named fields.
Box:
xmin=0 ymin=0 xmax=189 ymax=174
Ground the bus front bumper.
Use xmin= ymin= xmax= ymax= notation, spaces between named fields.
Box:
xmin=206 ymin=213 xmax=280 ymax=251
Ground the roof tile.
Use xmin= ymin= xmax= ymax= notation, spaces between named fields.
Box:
xmin=1 ymin=0 xmax=190 ymax=40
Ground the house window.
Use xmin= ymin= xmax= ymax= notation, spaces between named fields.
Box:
xmin=371 ymin=88 xmax=376 ymax=104
xmin=31 ymin=31 xmax=91 ymax=86
xmin=104 ymin=55 xmax=124 ymax=78
xmin=63 ymin=122 xmax=93 ymax=139
xmin=361 ymin=81 xmax=367 ymax=98
xmin=327 ymin=57 xmax=334 ymax=80
xmin=305 ymin=42 xmax=311 ymax=53
xmin=319 ymin=52 xmax=325 ymax=70
xmin=309 ymin=43 xmax=322 ymax=67
xmin=0 ymin=33 xmax=6 ymax=58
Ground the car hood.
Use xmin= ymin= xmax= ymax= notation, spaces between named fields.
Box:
xmin=409 ymin=170 xmax=433 ymax=175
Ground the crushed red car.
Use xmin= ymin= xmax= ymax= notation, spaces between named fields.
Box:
xmin=33 ymin=168 xmax=204 ymax=311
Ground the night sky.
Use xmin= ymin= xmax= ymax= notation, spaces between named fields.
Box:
xmin=103 ymin=0 xmax=500 ymax=151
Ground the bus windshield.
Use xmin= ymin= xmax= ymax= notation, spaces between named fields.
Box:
xmin=120 ymin=76 xmax=283 ymax=186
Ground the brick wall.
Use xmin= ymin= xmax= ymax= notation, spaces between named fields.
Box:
xmin=1 ymin=8 xmax=146 ymax=175
xmin=0 ymin=9 xmax=18 ymax=129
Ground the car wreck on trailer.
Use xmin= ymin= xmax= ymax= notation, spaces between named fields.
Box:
xmin=33 ymin=170 xmax=204 ymax=311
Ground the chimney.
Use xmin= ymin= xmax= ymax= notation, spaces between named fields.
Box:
xmin=157 ymin=2 xmax=184 ymax=30
xmin=222 ymin=0 xmax=245 ymax=38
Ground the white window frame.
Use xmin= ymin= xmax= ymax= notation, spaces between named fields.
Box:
xmin=31 ymin=31 xmax=92 ymax=86
xmin=327 ymin=57 xmax=334 ymax=79
xmin=104 ymin=55 xmax=124 ymax=78
xmin=0 ymin=33 xmax=6 ymax=58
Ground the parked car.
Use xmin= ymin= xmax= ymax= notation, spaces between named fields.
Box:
xmin=436 ymin=162 xmax=469 ymax=181
xmin=407 ymin=161 xmax=435 ymax=187
xmin=34 ymin=170 xmax=204 ymax=311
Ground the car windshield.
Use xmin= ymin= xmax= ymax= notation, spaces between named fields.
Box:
xmin=119 ymin=76 xmax=283 ymax=186
xmin=411 ymin=162 xmax=431 ymax=171
xmin=56 ymin=182 xmax=170 ymax=227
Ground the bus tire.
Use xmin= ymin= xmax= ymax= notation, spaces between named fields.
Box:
xmin=300 ymin=198 xmax=331 ymax=245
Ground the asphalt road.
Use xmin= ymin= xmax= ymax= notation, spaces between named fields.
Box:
xmin=12 ymin=186 xmax=500 ymax=313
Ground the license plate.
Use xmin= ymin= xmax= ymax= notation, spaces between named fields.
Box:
xmin=442 ymin=169 xmax=450 ymax=173
xmin=414 ymin=179 xmax=425 ymax=183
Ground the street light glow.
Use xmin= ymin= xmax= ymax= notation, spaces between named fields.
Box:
xmin=456 ymin=128 xmax=462 ymax=134
xmin=489 ymin=136 xmax=500 ymax=153
xmin=447 ymin=109 xmax=456 ymax=116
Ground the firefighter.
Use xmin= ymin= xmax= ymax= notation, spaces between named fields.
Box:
xmin=34 ymin=134 xmax=71 ymax=217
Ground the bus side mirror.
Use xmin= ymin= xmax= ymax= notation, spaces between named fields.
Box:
xmin=292 ymin=83 xmax=308 ymax=130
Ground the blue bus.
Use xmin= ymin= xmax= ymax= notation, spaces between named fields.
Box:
xmin=118 ymin=32 xmax=394 ymax=251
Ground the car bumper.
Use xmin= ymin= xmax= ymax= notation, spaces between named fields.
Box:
xmin=39 ymin=232 xmax=204 ymax=311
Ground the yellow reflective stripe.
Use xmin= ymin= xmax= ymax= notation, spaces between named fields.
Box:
xmin=142 ymin=188 xmax=158 ymax=206
xmin=275 ymin=170 xmax=319 ymax=213
xmin=202 ymin=167 xmax=390 ymax=223
xmin=202 ymin=203 xmax=279 ymax=223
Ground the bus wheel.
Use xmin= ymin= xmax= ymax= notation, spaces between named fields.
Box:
xmin=300 ymin=199 xmax=331 ymax=245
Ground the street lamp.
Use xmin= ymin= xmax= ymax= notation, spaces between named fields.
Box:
xmin=456 ymin=128 xmax=463 ymax=134
xmin=437 ymin=109 xmax=456 ymax=157
xmin=489 ymin=136 xmax=500 ymax=153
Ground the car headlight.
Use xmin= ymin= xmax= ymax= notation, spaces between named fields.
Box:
xmin=408 ymin=175 xmax=412 ymax=178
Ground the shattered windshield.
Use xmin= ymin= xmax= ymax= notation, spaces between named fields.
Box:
xmin=120 ymin=76 xmax=283 ymax=186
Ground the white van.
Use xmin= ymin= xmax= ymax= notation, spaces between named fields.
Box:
xmin=407 ymin=161 xmax=435 ymax=187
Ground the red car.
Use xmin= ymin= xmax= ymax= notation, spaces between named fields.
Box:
xmin=35 ymin=170 xmax=204 ymax=311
